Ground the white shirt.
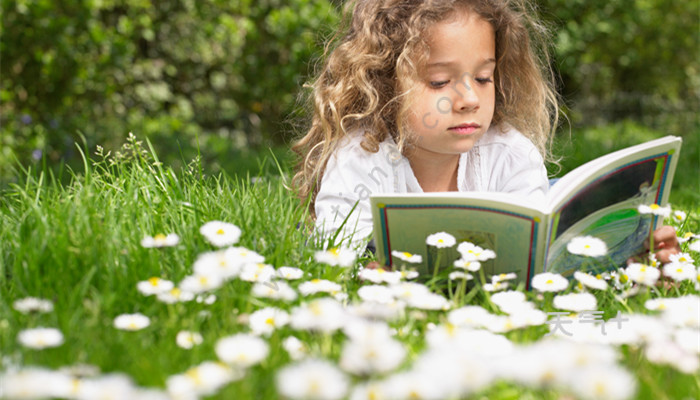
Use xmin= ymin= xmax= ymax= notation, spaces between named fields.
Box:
xmin=314 ymin=126 xmax=549 ymax=243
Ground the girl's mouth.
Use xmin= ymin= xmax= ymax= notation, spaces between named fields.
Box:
xmin=448 ymin=123 xmax=480 ymax=135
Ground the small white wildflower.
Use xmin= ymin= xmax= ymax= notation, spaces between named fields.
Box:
xmin=166 ymin=361 xmax=239 ymax=398
xmin=456 ymin=242 xmax=496 ymax=261
xmin=358 ymin=268 xmax=402 ymax=284
xmin=249 ymin=307 xmax=290 ymax=336
xmin=283 ymin=336 xmax=308 ymax=361
xmin=251 ymin=281 xmax=298 ymax=301
xmin=490 ymin=290 xmax=526 ymax=311
xmin=276 ymin=358 xmax=349 ymax=400
xmin=141 ymin=233 xmax=179 ymax=248
xmin=391 ymin=250 xmax=423 ymax=263
xmin=449 ymin=271 xmax=473 ymax=280
xmin=426 ymin=232 xmax=456 ymax=248
xmin=200 ymin=221 xmax=242 ymax=247
xmin=193 ymin=249 xmax=243 ymax=280
xmin=678 ymin=232 xmax=698 ymax=244
xmin=298 ymin=279 xmax=342 ymax=296
xmin=453 ymin=259 xmax=481 ymax=271
xmin=114 ymin=313 xmax=150 ymax=331
xmin=176 ymin=331 xmax=203 ymax=349
xmin=18 ymin=327 xmax=64 ymax=349
xmin=663 ymin=262 xmax=696 ymax=282
xmin=239 ymin=263 xmax=276 ymax=283
xmin=179 ymin=273 xmax=224 ymax=293
xmin=290 ymin=298 xmax=346 ymax=333
xmin=492 ymin=272 xmax=517 ymax=283
xmin=531 ymin=272 xmax=569 ymax=292
xmin=156 ymin=288 xmax=195 ymax=304
xmin=227 ymin=246 xmax=266 ymax=264
xmin=553 ymin=292 xmax=597 ymax=312
xmin=625 ymin=263 xmax=660 ymax=286
xmin=314 ymin=246 xmax=357 ymax=267
xmin=483 ymin=281 xmax=509 ymax=292
xmin=399 ymin=270 xmax=419 ymax=280
xmin=690 ymin=240 xmax=700 ymax=252
xmin=215 ymin=333 xmax=269 ymax=367
xmin=669 ymin=252 xmax=694 ymax=264
xmin=277 ymin=266 xmax=304 ymax=280
xmin=137 ymin=277 xmax=174 ymax=296
xmin=574 ymin=271 xmax=608 ymax=290
xmin=671 ymin=210 xmax=687 ymax=223
xmin=638 ymin=203 xmax=671 ymax=217
xmin=12 ymin=297 xmax=54 ymax=314
xmin=406 ymin=292 xmax=450 ymax=310
xmin=357 ymin=285 xmax=395 ymax=304
xmin=195 ymin=294 xmax=217 ymax=304
xmin=567 ymin=235 xmax=608 ymax=257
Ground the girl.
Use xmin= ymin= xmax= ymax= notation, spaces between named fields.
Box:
xmin=292 ymin=0 xmax=680 ymax=259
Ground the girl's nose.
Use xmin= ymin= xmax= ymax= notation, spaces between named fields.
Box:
xmin=452 ymin=80 xmax=479 ymax=112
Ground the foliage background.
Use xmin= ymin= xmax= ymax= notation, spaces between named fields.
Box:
xmin=1 ymin=0 xmax=698 ymax=200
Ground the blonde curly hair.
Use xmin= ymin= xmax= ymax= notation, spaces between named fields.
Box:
xmin=292 ymin=0 xmax=560 ymax=216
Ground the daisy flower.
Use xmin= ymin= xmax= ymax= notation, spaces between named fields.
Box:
xmin=566 ymin=236 xmax=608 ymax=257
xmin=140 ymin=233 xmax=179 ymax=248
xmin=671 ymin=210 xmax=687 ymax=223
xmin=276 ymin=358 xmax=349 ymax=400
xmin=283 ymin=336 xmax=308 ymax=361
xmin=357 ymin=285 xmax=395 ymax=304
xmin=669 ymin=252 xmax=694 ymax=264
xmin=492 ymin=272 xmax=517 ymax=283
xmin=339 ymin=335 xmax=406 ymax=375
xmin=447 ymin=306 xmax=494 ymax=328
xmin=426 ymin=232 xmax=456 ymax=248
xmin=483 ymin=281 xmax=509 ymax=292
xmin=531 ymin=272 xmax=569 ymax=292
xmin=406 ymin=292 xmax=450 ymax=310
xmin=453 ymin=259 xmax=481 ymax=271
xmin=196 ymin=294 xmax=217 ymax=304
xmin=199 ymin=221 xmax=241 ymax=247
xmin=298 ymin=279 xmax=342 ymax=296
xmin=574 ymin=271 xmax=609 ymax=290
xmin=249 ymin=307 xmax=290 ymax=336
xmin=176 ymin=331 xmax=203 ymax=349
xmin=553 ymin=292 xmax=597 ymax=312
xmin=193 ymin=249 xmax=242 ymax=280
xmin=490 ymin=290 xmax=527 ymax=311
xmin=251 ymin=281 xmax=298 ymax=301
xmin=227 ymin=246 xmax=266 ymax=264
xmin=12 ymin=297 xmax=54 ymax=314
xmin=156 ymin=288 xmax=195 ymax=304
xmin=358 ymin=268 xmax=402 ymax=284
xmin=449 ymin=271 xmax=473 ymax=280
xmin=137 ymin=277 xmax=174 ymax=296
xmin=625 ymin=263 xmax=660 ymax=286
xmin=114 ymin=313 xmax=150 ymax=331
xmin=277 ymin=266 xmax=305 ymax=280
xmin=179 ymin=273 xmax=223 ymax=294
xmin=314 ymin=246 xmax=357 ymax=267
xmin=290 ymin=298 xmax=346 ymax=333
xmin=456 ymin=242 xmax=496 ymax=261
xmin=690 ymin=240 xmax=700 ymax=253
xmin=637 ymin=203 xmax=671 ymax=217
xmin=663 ymin=262 xmax=697 ymax=281
xmin=677 ymin=231 xmax=698 ymax=244
xmin=569 ymin=365 xmax=637 ymax=400
xmin=215 ymin=333 xmax=269 ymax=368
xmin=18 ymin=327 xmax=64 ymax=349
xmin=399 ymin=270 xmax=419 ymax=280
xmin=239 ymin=263 xmax=276 ymax=283
xmin=391 ymin=250 xmax=423 ymax=263
xmin=166 ymin=361 xmax=239 ymax=398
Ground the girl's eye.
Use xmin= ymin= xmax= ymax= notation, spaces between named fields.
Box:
xmin=429 ymin=80 xmax=449 ymax=88
xmin=475 ymin=77 xmax=493 ymax=84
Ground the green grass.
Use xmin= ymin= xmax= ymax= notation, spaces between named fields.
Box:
xmin=0 ymin=134 xmax=698 ymax=399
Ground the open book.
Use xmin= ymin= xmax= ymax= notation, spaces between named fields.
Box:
xmin=370 ymin=136 xmax=682 ymax=288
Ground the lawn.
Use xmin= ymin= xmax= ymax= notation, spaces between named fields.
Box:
xmin=0 ymin=133 xmax=698 ymax=400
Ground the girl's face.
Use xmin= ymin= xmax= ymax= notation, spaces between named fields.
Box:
xmin=405 ymin=9 xmax=496 ymax=163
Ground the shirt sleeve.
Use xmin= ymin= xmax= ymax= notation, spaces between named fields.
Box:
xmin=314 ymin=137 xmax=391 ymax=245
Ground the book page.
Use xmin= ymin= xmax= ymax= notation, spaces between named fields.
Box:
xmin=370 ymin=193 xmax=547 ymax=287
xmin=543 ymin=137 xmax=682 ymax=276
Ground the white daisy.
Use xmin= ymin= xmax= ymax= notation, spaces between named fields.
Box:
xmin=406 ymin=292 xmax=450 ymax=310
xmin=426 ymin=232 xmax=456 ymax=248
xmin=339 ymin=335 xmax=406 ymax=375
xmin=227 ymin=246 xmax=266 ymax=264
xmin=690 ymin=240 xmax=700 ymax=253
xmin=74 ymin=373 xmax=138 ymax=400
xmin=179 ymin=273 xmax=224 ymax=293
xmin=390 ymin=282 xmax=432 ymax=302
xmin=193 ymin=249 xmax=242 ymax=280
xmin=283 ymin=336 xmax=308 ymax=361
xmin=637 ymin=203 xmax=671 ymax=217
xmin=669 ymin=252 xmax=694 ymax=264
xmin=357 ymin=285 xmax=395 ymax=304
xmin=569 ymin=364 xmax=637 ymax=400
xmin=625 ymin=263 xmax=660 ymax=286
xmin=574 ymin=271 xmax=609 ymax=290
xmin=176 ymin=331 xmax=203 ymax=349
xmin=566 ymin=236 xmax=608 ymax=257
xmin=114 ymin=313 xmax=150 ymax=331
xmin=137 ymin=277 xmax=175 ymax=296
xmin=447 ymin=306 xmax=494 ymax=328
xmin=490 ymin=290 xmax=527 ymax=312
xmin=277 ymin=266 xmax=305 ymax=280
xmin=358 ymin=268 xmax=402 ymax=284
xmin=18 ymin=327 xmax=64 ymax=349
xmin=249 ymin=307 xmax=290 ymax=336
xmin=491 ymin=272 xmax=517 ymax=283
xmin=483 ymin=281 xmax=509 ymax=292
xmin=298 ymin=279 xmax=342 ymax=296
xmin=678 ymin=231 xmax=698 ymax=244
xmin=399 ymin=270 xmax=420 ymax=280
xmin=196 ymin=294 xmax=217 ymax=304
xmin=456 ymin=242 xmax=496 ymax=261
xmin=199 ymin=221 xmax=241 ymax=247
xmin=663 ymin=262 xmax=696 ymax=281
xmin=290 ymin=298 xmax=346 ymax=333
xmin=239 ymin=263 xmax=276 ymax=283
xmin=12 ymin=297 xmax=54 ymax=314
xmin=0 ymin=368 xmax=73 ymax=399
xmin=671 ymin=210 xmax=687 ymax=223
xmin=276 ymin=358 xmax=349 ymax=400
xmin=215 ymin=333 xmax=269 ymax=368
xmin=553 ymin=292 xmax=597 ymax=312
xmin=314 ymin=246 xmax=357 ymax=267
xmin=156 ymin=288 xmax=195 ymax=304
xmin=531 ymin=272 xmax=569 ymax=292
xmin=141 ymin=233 xmax=179 ymax=248
xmin=391 ymin=250 xmax=423 ymax=263
xmin=166 ymin=361 xmax=239 ymax=398
xmin=251 ymin=281 xmax=298 ymax=301
xmin=453 ymin=259 xmax=481 ymax=271
xmin=449 ymin=271 xmax=473 ymax=280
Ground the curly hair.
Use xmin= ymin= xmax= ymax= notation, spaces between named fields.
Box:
xmin=292 ymin=0 xmax=560 ymax=216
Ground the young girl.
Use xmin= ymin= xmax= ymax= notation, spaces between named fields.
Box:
xmin=292 ymin=0 xmax=680 ymax=259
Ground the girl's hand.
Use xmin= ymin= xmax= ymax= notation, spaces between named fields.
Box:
xmin=647 ymin=225 xmax=681 ymax=263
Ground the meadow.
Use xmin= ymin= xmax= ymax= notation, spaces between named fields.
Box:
xmin=0 ymin=134 xmax=698 ymax=400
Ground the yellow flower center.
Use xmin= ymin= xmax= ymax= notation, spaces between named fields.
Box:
xmin=199 ymin=276 xmax=208 ymax=285
xmin=311 ymin=279 xmax=321 ymax=284
xmin=154 ymin=233 xmax=166 ymax=240
xmin=438 ymin=239 xmax=444 ymax=243
xmin=650 ymin=204 xmax=660 ymax=210
xmin=676 ymin=268 xmax=683 ymax=273
xmin=170 ymin=288 xmax=181 ymax=296
xmin=403 ymin=252 xmax=413 ymax=258
xmin=265 ymin=317 xmax=275 ymax=325
xmin=330 ymin=247 xmax=339 ymax=255
xmin=216 ymin=228 xmax=225 ymax=235
xmin=148 ymin=277 xmax=160 ymax=286
xmin=545 ymin=279 xmax=553 ymax=284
